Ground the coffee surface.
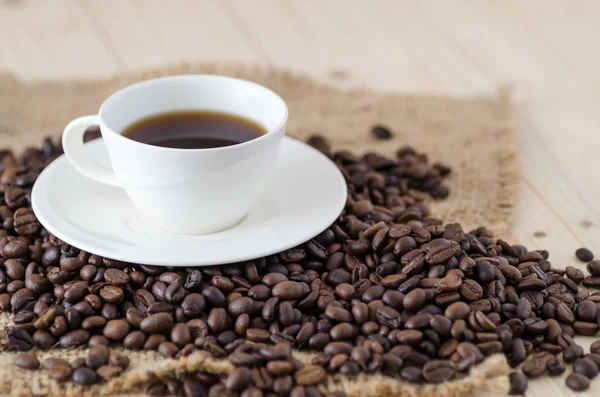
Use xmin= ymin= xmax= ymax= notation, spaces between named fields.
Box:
xmin=121 ymin=110 xmax=266 ymax=149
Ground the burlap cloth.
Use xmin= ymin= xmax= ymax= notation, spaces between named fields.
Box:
xmin=0 ymin=63 xmax=519 ymax=396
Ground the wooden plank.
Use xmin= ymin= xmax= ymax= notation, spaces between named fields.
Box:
xmin=85 ymin=0 xmax=262 ymax=70
xmin=0 ymin=0 xmax=117 ymax=80
xmin=412 ymin=0 xmax=600 ymax=257
xmin=229 ymin=0 xmax=474 ymax=92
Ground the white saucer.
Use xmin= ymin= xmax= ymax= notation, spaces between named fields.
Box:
xmin=32 ymin=137 xmax=347 ymax=267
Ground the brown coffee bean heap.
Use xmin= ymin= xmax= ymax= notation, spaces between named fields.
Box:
xmin=1 ymin=133 xmax=600 ymax=396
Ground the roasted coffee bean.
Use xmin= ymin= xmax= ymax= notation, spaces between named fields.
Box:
xmin=59 ymin=330 xmax=89 ymax=348
xmin=70 ymin=358 xmax=86 ymax=369
xmin=444 ymin=302 xmax=470 ymax=321
xmin=422 ymin=360 xmax=455 ymax=383
xmin=158 ymin=341 xmax=180 ymax=358
xmin=123 ymin=330 xmax=146 ymax=350
xmin=104 ymin=268 xmax=130 ymax=285
xmin=403 ymin=288 xmax=426 ymax=312
xmin=96 ymin=365 xmax=123 ymax=380
xmin=47 ymin=362 xmax=72 ymax=382
xmin=225 ymin=367 xmax=251 ymax=391
xmin=565 ymin=373 xmax=590 ymax=391
xmin=371 ymin=125 xmax=393 ymax=140
xmin=587 ymin=260 xmax=600 ymax=276
xmin=565 ymin=266 xmax=585 ymax=284
xmin=14 ymin=352 xmax=39 ymax=370
xmin=546 ymin=355 xmax=565 ymax=375
xmin=508 ymin=372 xmax=528 ymax=395
xmin=86 ymin=345 xmax=110 ymax=369
xmin=563 ymin=344 xmax=584 ymax=363
xmin=72 ymin=367 xmax=98 ymax=386
xmin=575 ymin=248 xmax=594 ymax=262
xmin=575 ymin=299 xmax=597 ymax=321
xmin=583 ymin=353 xmax=600 ymax=370
xmin=400 ymin=366 xmax=423 ymax=383
xmin=33 ymin=329 xmax=56 ymax=349
xmin=103 ymin=319 xmax=130 ymax=340
xmin=572 ymin=357 xmax=599 ymax=379
xmin=591 ymin=340 xmax=600 ymax=354
xmin=294 ymin=365 xmax=326 ymax=386
xmin=140 ymin=312 xmax=174 ymax=334
xmin=110 ymin=353 xmax=130 ymax=369
xmin=521 ymin=356 xmax=548 ymax=379
xmin=459 ymin=280 xmax=483 ymax=301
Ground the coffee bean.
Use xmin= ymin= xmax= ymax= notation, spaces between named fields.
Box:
xmin=566 ymin=373 xmax=590 ymax=391
xmin=103 ymin=319 xmax=130 ymax=340
xmin=208 ymin=308 xmax=231 ymax=334
xmin=57 ymin=329 xmax=89 ymax=348
xmin=146 ymin=381 xmax=167 ymax=397
xmin=104 ymin=268 xmax=130 ymax=285
xmin=459 ymin=280 xmax=483 ymax=301
xmin=565 ymin=266 xmax=585 ymax=284
xmin=587 ymin=260 xmax=600 ymax=276
xmin=72 ymin=367 xmax=98 ymax=386
xmin=573 ymin=357 xmax=599 ymax=379
xmin=422 ymin=360 xmax=455 ymax=383
xmin=110 ymin=353 xmax=130 ymax=369
xmin=508 ymin=372 xmax=528 ymax=395
xmin=403 ymin=288 xmax=426 ymax=312
xmin=400 ymin=366 xmax=423 ymax=383
xmin=272 ymin=281 xmax=307 ymax=300
xmin=47 ymin=362 xmax=72 ymax=382
xmin=3 ymin=240 xmax=28 ymax=258
xmin=13 ymin=208 xmax=40 ymax=235
xmin=591 ymin=340 xmax=600 ymax=354
xmin=371 ymin=125 xmax=393 ymax=140
xmin=171 ymin=323 xmax=192 ymax=347
xmin=547 ymin=355 xmax=565 ymax=375
xmin=158 ymin=341 xmax=180 ymax=358
xmin=33 ymin=329 xmax=56 ymax=349
xmin=96 ymin=365 xmax=123 ymax=380
xmin=575 ymin=248 xmax=594 ymax=262
xmin=563 ymin=344 xmax=584 ymax=363
xmin=140 ymin=312 xmax=174 ymax=334
xmin=444 ymin=302 xmax=470 ymax=321
xmin=294 ymin=365 xmax=326 ymax=386
xmin=86 ymin=345 xmax=110 ymax=369
xmin=123 ymin=330 xmax=146 ymax=350
xmin=575 ymin=299 xmax=597 ymax=321
xmin=330 ymin=323 xmax=358 ymax=341
xmin=71 ymin=358 xmax=86 ymax=370
xmin=225 ymin=367 xmax=251 ymax=391
xmin=14 ymin=352 xmax=39 ymax=370
xmin=573 ymin=321 xmax=599 ymax=336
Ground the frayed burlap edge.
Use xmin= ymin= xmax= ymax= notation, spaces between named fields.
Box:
xmin=0 ymin=62 xmax=520 ymax=236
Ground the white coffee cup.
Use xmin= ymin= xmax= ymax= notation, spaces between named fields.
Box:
xmin=62 ymin=75 xmax=288 ymax=235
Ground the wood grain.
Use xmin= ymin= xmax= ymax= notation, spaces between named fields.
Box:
xmin=0 ymin=0 xmax=598 ymax=395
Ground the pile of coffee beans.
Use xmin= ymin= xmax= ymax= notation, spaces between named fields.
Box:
xmin=0 ymin=132 xmax=599 ymax=396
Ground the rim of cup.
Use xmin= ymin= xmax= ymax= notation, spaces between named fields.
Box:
xmin=98 ymin=74 xmax=289 ymax=153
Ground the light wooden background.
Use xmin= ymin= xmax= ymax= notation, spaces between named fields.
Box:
xmin=1 ymin=0 xmax=599 ymax=395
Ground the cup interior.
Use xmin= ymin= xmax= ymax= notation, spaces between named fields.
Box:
xmin=99 ymin=75 xmax=288 ymax=140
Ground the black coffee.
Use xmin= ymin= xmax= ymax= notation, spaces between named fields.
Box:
xmin=121 ymin=110 xmax=266 ymax=149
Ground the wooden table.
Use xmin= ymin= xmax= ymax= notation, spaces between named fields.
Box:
xmin=1 ymin=1 xmax=599 ymax=395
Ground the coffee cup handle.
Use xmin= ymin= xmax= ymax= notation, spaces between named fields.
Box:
xmin=62 ymin=115 xmax=122 ymax=188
